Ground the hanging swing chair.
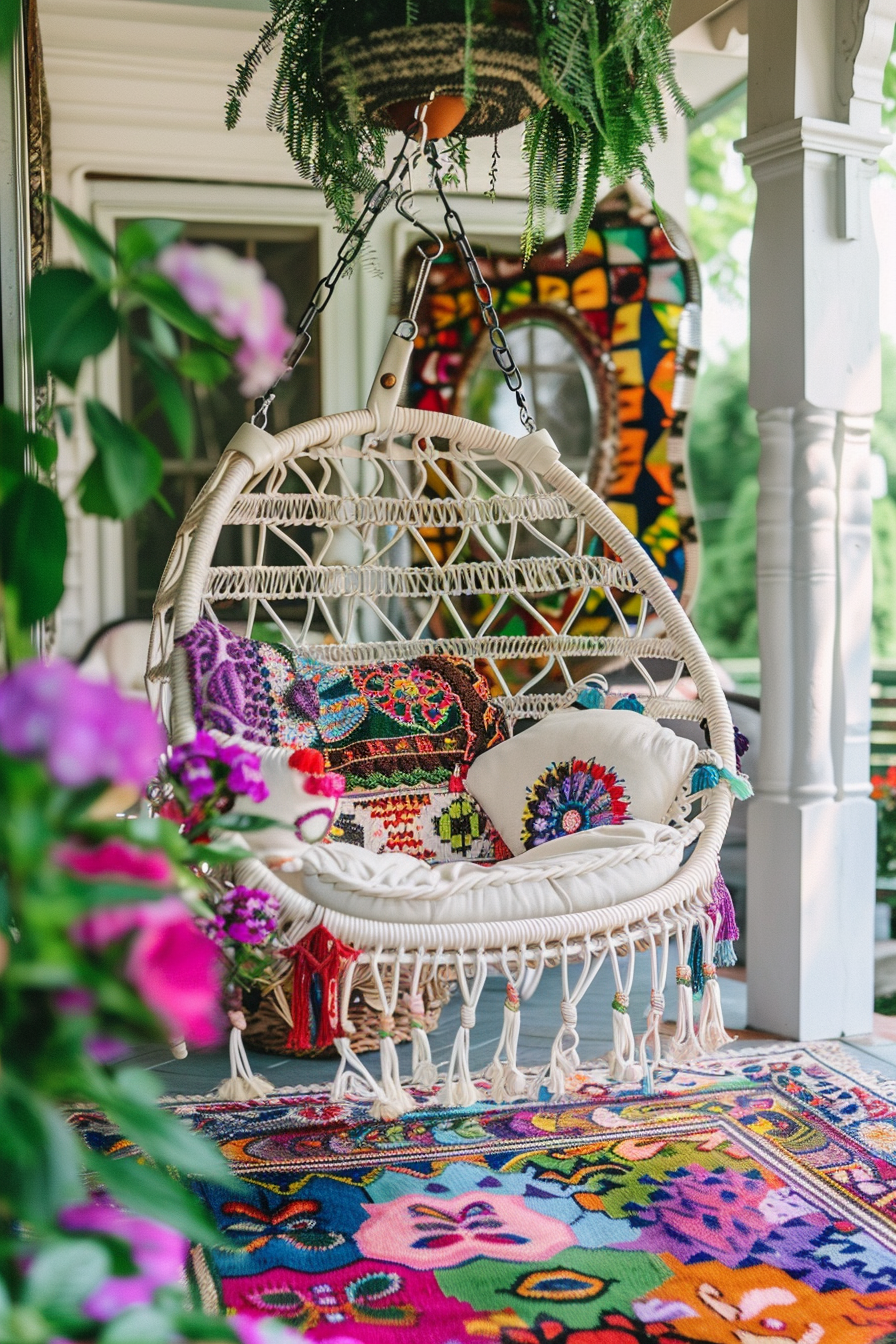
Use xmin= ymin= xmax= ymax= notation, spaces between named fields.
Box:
xmin=149 ymin=127 xmax=744 ymax=1116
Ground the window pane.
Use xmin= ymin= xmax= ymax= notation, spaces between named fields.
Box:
xmin=120 ymin=223 xmax=320 ymax=618
xmin=462 ymin=319 xmax=596 ymax=468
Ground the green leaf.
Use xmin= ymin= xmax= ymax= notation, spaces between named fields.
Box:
xmin=148 ymin=309 xmax=179 ymax=360
xmin=127 ymin=272 xmax=233 ymax=353
xmin=25 ymin=1239 xmax=111 ymax=1312
xmin=175 ymin=348 xmax=231 ymax=386
xmin=84 ymin=1151 xmax=225 ymax=1246
xmin=52 ymin=198 xmax=115 ymax=282
xmin=30 ymin=269 xmax=118 ymax=387
xmin=135 ymin=341 xmax=193 ymax=456
xmin=0 ymin=477 xmax=67 ymax=624
xmin=95 ymin=1067 xmax=239 ymax=1186
xmin=117 ymin=218 xmax=184 ymax=270
xmin=0 ymin=0 xmax=19 ymax=59
xmin=211 ymin=813 xmax=275 ymax=832
xmin=57 ymin=404 xmax=74 ymax=436
xmin=153 ymin=489 xmax=175 ymax=518
xmin=30 ymin=431 xmax=58 ymax=470
xmin=80 ymin=400 xmax=162 ymax=519
xmin=0 ymin=1074 xmax=86 ymax=1227
xmin=101 ymin=1306 xmax=177 ymax=1344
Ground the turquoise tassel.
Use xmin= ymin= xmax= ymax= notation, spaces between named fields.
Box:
xmin=576 ymin=679 xmax=607 ymax=710
xmin=688 ymin=925 xmax=704 ymax=998
xmin=721 ymin=767 xmax=753 ymax=800
xmin=714 ymin=939 xmax=737 ymax=968
xmin=613 ymin=695 xmax=644 ymax=714
xmin=642 ymin=1069 xmax=654 ymax=1097
xmin=690 ymin=763 xmax=720 ymax=793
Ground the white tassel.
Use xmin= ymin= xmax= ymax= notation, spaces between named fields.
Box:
xmin=606 ymin=991 xmax=643 ymax=1084
xmin=405 ymin=991 xmax=439 ymax=1089
xmin=547 ymin=997 xmax=581 ymax=1099
xmin=666 ymin=964 xmax=704 ymax=1063
xmin=486 ymin=983 xmax=527 ymax=1101
xmin=438 ymin=1004 xmax=479 ymax=1108
xmin=371 ymin=1015 xmax=416 ymax=1120
xmin=697 ymin=963 xmax=735 ymax=1051
xmin=170 ymin=1037 xmax=188 ymax=1060
xmin=638 ymin=989 xmax=665 ymax=1095
xmin=216 ymin=1026 xmax=274 ymax=1100
xmin=332 ymin=1035 xmax=387 ymax=1106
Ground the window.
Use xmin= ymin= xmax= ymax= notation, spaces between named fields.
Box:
xmin=119 ymin=223 xmax=320 ymax=618
xmin=457 ymin=311 xmax=604 ymax=476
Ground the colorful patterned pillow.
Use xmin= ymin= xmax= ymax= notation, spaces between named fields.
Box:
xmin=466 ymin=706 xmax=699 ymax=856
xmin=328 ymin=785 xmax=511 ymax=865
xmin=177 ymin=620 xmax=508 ymax=791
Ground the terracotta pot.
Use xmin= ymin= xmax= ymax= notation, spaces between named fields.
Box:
xmin=386 ymin=94 xmax=469 ymax=141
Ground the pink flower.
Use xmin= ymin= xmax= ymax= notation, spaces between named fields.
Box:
xmin=55 ymin=839 xmax=173 ymax=886
xmin=72 ymin=897 xmax=224 ymax=1047
xmin=59 ymin=1196 xmax=188 ymax=1320
xmin=0 ymin=660 xmax=164 ymax=788
xmin=157 ymin=242 xmax=293 ymax=397
xmin=53 ymin=987 xmax=94 ymax=1013
xmin=304 ymin=772 xmax=345 ymax=799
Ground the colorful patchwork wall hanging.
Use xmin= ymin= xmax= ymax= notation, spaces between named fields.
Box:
xmin=402 ymin=183 xmax=701 ymax=642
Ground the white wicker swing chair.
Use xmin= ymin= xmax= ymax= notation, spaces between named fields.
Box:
xmin=148 ymin=390 xmax=738 ymax=1116
xmin=148 ymin=136 xmax=738 ymax=1114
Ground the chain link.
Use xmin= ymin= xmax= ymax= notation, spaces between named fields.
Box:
xmin=426 ymin=141 xmax=536 ymax=435
xmin=252 ymin=125 xmax=422 ymax=429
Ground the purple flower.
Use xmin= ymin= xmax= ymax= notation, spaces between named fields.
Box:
xmin=218 ymin=742 xmax=267 ymax=803
xmin=53 ymin=987 xmax=95 ymax=1014
xmin=85 ymin=1035 xmax=131 ymax=1065
xmin=167 ymin=733 xmax=268 ymax=807
xmin=157 ymin=242 xmax=293 ymax=398
xmin=205 ymin=885 xmax=278 ymax=947
xmin=179 ymin=756 xmax=217 ymax=802
xmin=0 ymin=660 xmax=164 ymax=788
xmin=59 ymin=1196 xmax=188 ymax=1320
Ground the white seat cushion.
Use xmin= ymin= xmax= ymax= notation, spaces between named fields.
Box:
xmin=274 ymin=818 xmax=692 ymax=926
xmin=465 ymin=707 xmax=699 ymax=855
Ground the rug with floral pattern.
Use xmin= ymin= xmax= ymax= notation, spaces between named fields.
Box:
xmin=76 ymin=1044 xmax=896 ymax=1342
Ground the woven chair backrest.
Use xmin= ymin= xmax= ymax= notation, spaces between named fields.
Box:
xmin=151 ymin=406 xmax=734 ymax=777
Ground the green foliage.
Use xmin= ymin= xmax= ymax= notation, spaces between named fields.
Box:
xmin=1 ymin=200 xmax=235 ymax=659
xmin=686 ymin=94 xmax=754 ymax=302
xmin=226 ymin=0 xmax=687 ymax=257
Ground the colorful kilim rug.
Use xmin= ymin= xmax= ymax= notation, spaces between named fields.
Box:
xmin=75 ymin=1044 xmax=896 ymax=1342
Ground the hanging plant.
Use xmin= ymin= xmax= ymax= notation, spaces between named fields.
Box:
xmin=226 ymin=0 xmax=688 ymax=258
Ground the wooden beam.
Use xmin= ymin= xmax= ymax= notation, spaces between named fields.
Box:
xmin=669 ymin=0 xmax=744 ymax=38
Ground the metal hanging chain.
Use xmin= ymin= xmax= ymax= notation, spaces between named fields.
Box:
xmin=252 ymin=123 xmax=424 ymax=430
xmin=426 ymin=140 xmax=536 ymax=435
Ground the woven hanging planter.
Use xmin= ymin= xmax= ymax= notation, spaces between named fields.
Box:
xmin=328 ymin=22 xmax=546 ymax=139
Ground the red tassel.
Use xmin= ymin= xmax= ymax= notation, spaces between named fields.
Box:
xmin=290 ymin=747 xmax=325 ymax=776
xmin=279 ymin=925 xmax=359 ymax=1051
xmin=449 ymin=764 xmax=468 ymax=794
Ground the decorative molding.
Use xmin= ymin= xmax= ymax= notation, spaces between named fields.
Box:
xmin=836 ymin=0 xmax=896 ymax=128
xmin=737 ymin=115 xmax=890 ymax=173
xmin=754 ymin=408 xmax=794 ymax=804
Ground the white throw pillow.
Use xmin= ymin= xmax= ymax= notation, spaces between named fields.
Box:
xmin=210 ymin=733 xmax=340 ymax=860
xmin=465 ymin=707 xmax=698 ymax=856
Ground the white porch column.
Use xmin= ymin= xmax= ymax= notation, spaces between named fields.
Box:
xmin=741 ymin=0 xmax=895 ymax=1039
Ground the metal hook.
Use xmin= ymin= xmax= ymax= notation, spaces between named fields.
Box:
xmin=394 ymin=180 xmax=444 ymax=330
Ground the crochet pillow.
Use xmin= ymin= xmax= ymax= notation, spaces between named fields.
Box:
xmin=178 ymin=620 xmax=507 ymax=791
xmin=329 ymin=785 xmax=510 ymax=866
xmin=465 ymin=706 xmax=699 ymax=856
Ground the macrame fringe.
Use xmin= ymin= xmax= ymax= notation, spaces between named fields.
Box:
xmin=638 ymin=988 xmax=665 ymax=1096
xmin=666 ymin=963 xmax=703 ymax=1063
xmin=486 ymin=983 xmax=527 ymax=1102
xmin=404 ymin=991 xmax=440 ymax=1089
xmin=331 ymin=1035 xmax=390 ymax=1109
xmin=438 ymin=1003 xmax=480 ymax=1108
xmin=216 ymin=1026 xmax=274 ymax=1100
xmin=280 ymin=924 xmax=359 ymax=1052
xmin=606 ymin=991 xmax=643 ymax=1084
xmin=697 ymin=963 xmax=734 ymax=1051
xmin=371 ymin=1014 xmax=416 ymax=1120
xmin=546 ymin=997 xmax=582 ymax=1099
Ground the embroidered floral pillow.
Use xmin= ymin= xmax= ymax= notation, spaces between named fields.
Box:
xmin=329 ymin=785 xmax=510 ymax=865
xmin=466 ymin=706 xmax=699 ymax=856
xmin=177 ymin=620 xmax=507 ymax=791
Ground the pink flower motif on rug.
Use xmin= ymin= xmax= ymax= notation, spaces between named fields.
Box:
xmin=354 ymin=1191 xmax=575 ymax=1271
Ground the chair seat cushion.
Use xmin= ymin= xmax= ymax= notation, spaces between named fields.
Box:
xmin=273 ymin=818 xmax=692 ymax=927
xmin=465 ymin=706 xmax=699 ymax=855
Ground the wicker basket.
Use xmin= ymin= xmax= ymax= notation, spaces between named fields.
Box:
xmin=327 ymin=22 xmax=545 ymax=139
xmin=242 ymin=962 xmax=454 ymax=1058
